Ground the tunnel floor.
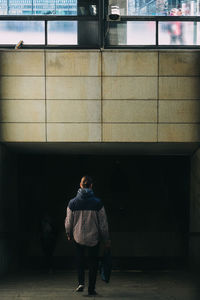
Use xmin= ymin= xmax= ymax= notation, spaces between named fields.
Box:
xmin=0 ymin=270 xmax=200 ymax=300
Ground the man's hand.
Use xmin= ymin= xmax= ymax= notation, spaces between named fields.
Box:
xmin=67 ymin=233 xmax=71 ymax=241
xmin=105 ymin=240 xmax=111 ymax=248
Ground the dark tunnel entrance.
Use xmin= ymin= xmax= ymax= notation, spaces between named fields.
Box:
xmin=14 ymin=154 xmax=190 ymax=272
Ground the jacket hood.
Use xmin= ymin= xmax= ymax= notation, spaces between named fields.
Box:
xmin=77 ymin=188 xmax=94 ymax=199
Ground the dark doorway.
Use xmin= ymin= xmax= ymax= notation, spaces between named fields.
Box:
xmin=16 ymin=154 xmax=190 ymax=270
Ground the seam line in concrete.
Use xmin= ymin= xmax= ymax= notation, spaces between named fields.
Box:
xmin=157 ymin=51 xmax=159 ymax=143
xmin=101 ymin=50 xmax=103 ymax=142
xmin=0 ymin=99 xmax=45 ymax=101
xmin=1 ymin=74 xmax=200 ymax=77
xmin=46 ymin=98 xmax=156 ymax=101
xmin=101 ymin=75 xmax=158 ymax=77
xmin=0 ymin=99 xmax=101 ymax=101
xmin=102 ymin=98 xmax=158 ymax=101
xmin=0 ymin=75 xmax=45 ymax=77
xmin=46 ymin=99 xmax=101 ymax=101
xmin=158 ymin=122 xmax=200 ymax=125
xmin=0 ymin=75 xmax=101 ymax=78
xmin=95 ymin=75 xmax=200 ymax=78
xmin=97 ymin=99 xmax=157 ymax=102
xmin=156 ymin=75 xmax=200 ymax=77
xmin=44 ymin=50 xmax=47 ymax=142
xmin=46 ymin=122 xmax=157 ymax=124
xmin=2 ymin=122 xmax=200 ymax=124
xmin=47 ymin=122 xmax=157 ymax=124
xmin=157 ymin=99 xmax=200 ymax=101
xmin=45 ymin=75 xmax=101 ymax=78
xmin=0 ymin=122 xmax=46 ymax=124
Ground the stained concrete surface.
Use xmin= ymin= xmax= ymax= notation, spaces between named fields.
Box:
xmin=1 ymin=50 xmax=200 ymax=143
xmin=0 ymin=271 xmax=200 ymax=300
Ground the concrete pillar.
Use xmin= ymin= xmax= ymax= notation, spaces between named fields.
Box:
xmin=0 ymin=144 xmax=10 ymax=275
xmin=0 ymin=144 xmax=18 ymax=276
xmin=190 ymin=147 xmax=200 ymax=269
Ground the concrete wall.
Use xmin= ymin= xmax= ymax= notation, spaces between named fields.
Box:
xmin=0 ymin=49 xmax=199 ymax=269
xmin=0 ymin=50 xmax=200 ymax=143
xmin=0 ymin=144 xmax=8 ymax=275
xmin=0 ymin=144 xmax=18 ymax=275
xmin=190 ymin=148 xmax=200 ymax=268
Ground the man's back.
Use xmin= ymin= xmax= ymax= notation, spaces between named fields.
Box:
xmin=65 ymin=188 xmax=109 ymax=247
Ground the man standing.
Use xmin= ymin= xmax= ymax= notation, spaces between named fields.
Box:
xmin=65 ymin=175 xmax=110 ymax=296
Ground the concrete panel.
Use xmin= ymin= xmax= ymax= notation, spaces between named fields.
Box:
xmin=46 ymin=51 xmax=101 ymax=76
xmin=189 ymin=236 xmax=200 ymax=268
xmin=103 ymin=100 xmax=157 ymax=123
xmin=159 ymin=101 xmax=200 ymax=123
xmin=46 ymin=77 xmax=101 ymax=100
xmin=103 ymin=51 xmax=158 ymax=76
xmin=0 ymin=51 xmax=44 ymax=76
xmin=158 ymin=124 xmax=200 ymax=142
xmin=47 ymin=100 xmax=101 ymax=122
xmin=111 ymin=232 xmax=183 ymax=257
xmin=47 ymin=123 xmax=101 ymax=142
xmin=159 ymin=77 xmax=200 ymax=100
xmin=0 ymin=100 xmax=45 ymax=122
xmin=190 ymin=148 xmax=200 ymax=232
xmin=103 ymin=77 xmax=157 ymax=100
xmin=0 ymin=123 xmax=45 ymax=141
xmin=190 ymin=148 xmax=200 ymax=269
xmin=159 ymin=52 xmax=200 ymax=76
xmin=0 ymin=77 xmax=45 ymax=100
xmin=103 ymin=124 xmax=157 ymax=142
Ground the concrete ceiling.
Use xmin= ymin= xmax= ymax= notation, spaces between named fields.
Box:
xmin=3 ymin=142 xmax=200 ymax=156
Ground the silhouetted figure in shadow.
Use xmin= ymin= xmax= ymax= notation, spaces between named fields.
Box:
xmin=40 ymin=213 xmax=57 ymax=273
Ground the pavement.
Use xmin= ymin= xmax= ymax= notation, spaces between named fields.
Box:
xmin=0 ymin=270 xmax=200 ymax=300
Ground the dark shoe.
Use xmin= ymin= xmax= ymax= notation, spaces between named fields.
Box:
xmin=76 ymin=285 xmax=84 ymax=292
xmin=88 ymin=290 xmax=98 ymax=296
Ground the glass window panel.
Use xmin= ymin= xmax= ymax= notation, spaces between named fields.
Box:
xmin=1 ymin=0 xmax=78 ymax=15
xmin=0 ymin=0 xmax=100 ymax=16
xmin=108 ymin=0 xmax=200 ymax=16
xmin=78 ymin=0 xmax=98 ymax=16
xmin=127 ymin=21 xmax=156 ymax=44
xmin=159 ymin=21 xmax=200 ymax=45
xmin=78 ymin=21 xmax=99 ymax=46
xmin=196 ymin=22 xmax=200 ymax=44
xmin=0 ymin=21 xmax=45 ymax=44
xmin=47 ymin=21 xmax=77 ymax=44
xmin=106 ymin=21 xmax=156 ymax=45
xmin=0 ymin=0 xmax=7 ymax=15
xmin=48 ymin=20 xmax=99 ymax=46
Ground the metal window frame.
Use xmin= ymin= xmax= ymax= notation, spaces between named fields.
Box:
xmin=104 ymin=16 xmax=200 ymax=49
xmin=0 ymin=1 xmax=200 ymax=49
xmin=0 ymin=3 xmax=101 ymax=49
